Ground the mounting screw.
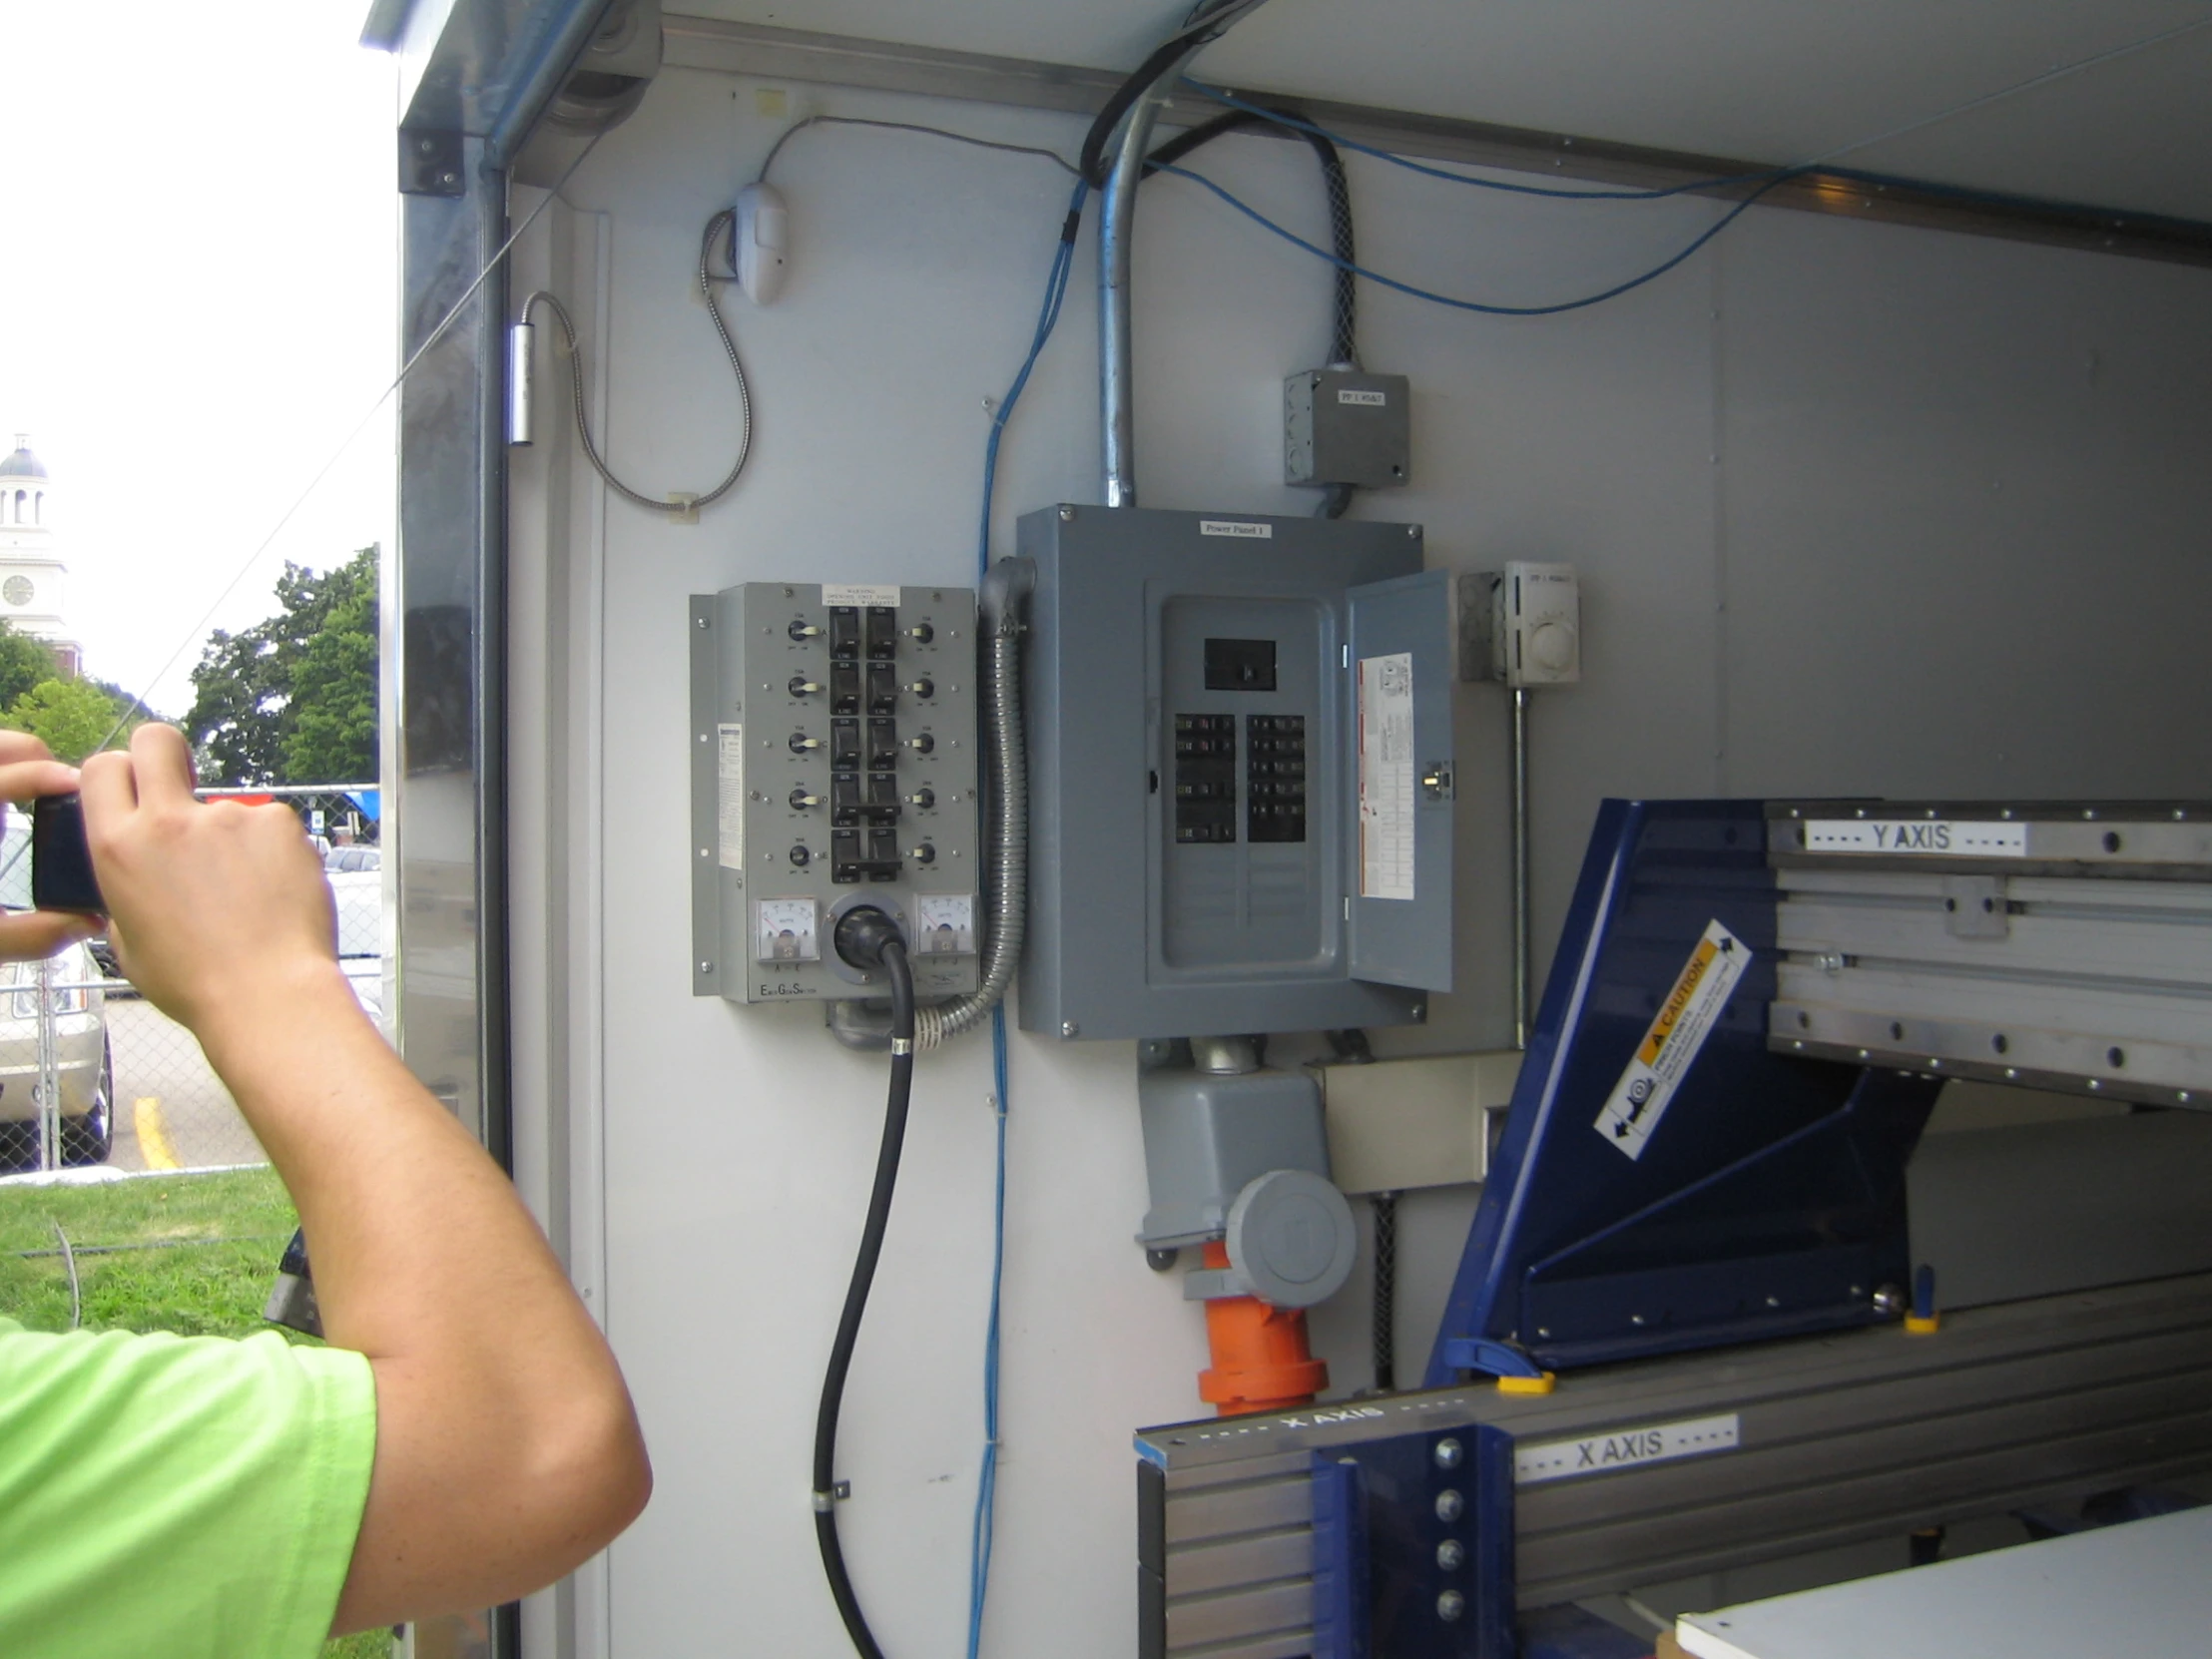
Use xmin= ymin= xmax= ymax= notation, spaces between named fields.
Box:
xmin=1434 ymin=1489 xmax=1464 ymax=1522
xmin=697 ymin=616 xmax=710 ymax=628
xmin=1873 ymin=1285 xmax=1906 ymax=1316
xmin=1437 ymin=1591 xmax=1466 ymax=1623
xmin=417 ymin=137 xmax=436 ymax=153
xmin=1407 ymin=523 xmax=1421 ymax=538
xmin=1436 ymin=1539 xmax=1466 ymax=1571
xmin=699 ymin=961 xmax=714 ymax=973
xmin=1146 ymin=1248 xmax=1179 ymax=1272
xmin=1433 ymin=1437 xmax=1462 ymax=1470
xmin=440 ymin=171 xmax=459 ymax=188
xmin=1058 ymin=504 xmax=1076 ymax=522
xmin=1061 ymin=1020 xmax=1080 ymax=1039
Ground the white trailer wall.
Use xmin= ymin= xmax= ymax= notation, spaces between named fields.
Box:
xmin=502 ymin=60 xmax=2212 ymax=1659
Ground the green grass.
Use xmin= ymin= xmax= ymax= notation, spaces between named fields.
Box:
xmin=0 ymin=1167 xmax=391 ymax=1659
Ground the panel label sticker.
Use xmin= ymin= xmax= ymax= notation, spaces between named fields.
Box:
xmin=1358 ymin=653 xmax=1415 ymax=900
xmin=1198 ymin=519 xmax=1274 ymax=539
xmin=821 ymin=583 xmax=901 ymax=607
xmin=1595 ymin=919 xmax=1749 ymax=1160
xmin=1515 ymin=1413 xmax=1740 ymax=1484
xmin=717 ymin=723 xmax=747 ymax=870
xmin=1802 ymin=819 xmax=2026 ymax=857
xmin=1337 ymin=387 xmax=1387 ymax=407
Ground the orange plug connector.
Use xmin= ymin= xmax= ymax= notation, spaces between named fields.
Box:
xmin=1194 ymin=1241 xmax=1329 ymax=1416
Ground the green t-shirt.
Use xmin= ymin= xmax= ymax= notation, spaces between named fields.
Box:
xmin=0 ymin=1317 xmax=376 ymax=1659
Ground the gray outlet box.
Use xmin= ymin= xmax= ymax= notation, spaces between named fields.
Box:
xmin=1285 ymin=368 xmax=1411 ymax=489
xmin=1016 ymin=505 xmax=1455 ymax=1042
xmin=690 ymin=582 xmax=981 ymax=1004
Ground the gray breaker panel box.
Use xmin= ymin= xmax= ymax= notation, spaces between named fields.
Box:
xmin=1016 ymin=505 xmax=1454 ymax=1041
xmin=691 ymin=582 xmax=981 ymax=1005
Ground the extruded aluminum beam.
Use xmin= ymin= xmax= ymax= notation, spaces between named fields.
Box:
xmin=1136 ymin=1272 xmax=2212 ymax=1657
xmin=1768 ymin=802 xmax=2212 ymax=1108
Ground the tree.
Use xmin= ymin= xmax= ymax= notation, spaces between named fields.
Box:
xmin=0 ymin=621 xmax=57 ymax=713
xmin=185 ymin=546 xmax=378 ymax=786
xmin=6 ymin=678 xmax=128 ymax=766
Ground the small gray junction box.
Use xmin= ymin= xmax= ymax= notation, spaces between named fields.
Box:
xmin=1285 ymin=368 xmax=1411 ymax=489
xmin=1016 ymin=506 xmax=1455 ymax=1041
xmin=690 ymin=582 xmax=981 ymax=1005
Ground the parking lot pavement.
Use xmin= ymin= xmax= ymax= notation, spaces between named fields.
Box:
xmin=105 ymin=998 xmax=265 ymax=1173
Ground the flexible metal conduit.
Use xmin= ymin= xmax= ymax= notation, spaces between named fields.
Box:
xmin=913 ymin=558 xmax=1033 ymax=1048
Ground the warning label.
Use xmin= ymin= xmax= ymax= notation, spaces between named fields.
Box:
xmin=1357 ymin=653 xmax=1415 ymax=900
xmin=1594 ymin=919 xmax=1749 ymax=1160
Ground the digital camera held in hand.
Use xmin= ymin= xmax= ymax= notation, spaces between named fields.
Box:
xmin=30 ymin=794 xmax=104 ymax=915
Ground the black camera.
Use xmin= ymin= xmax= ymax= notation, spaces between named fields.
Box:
xmin=29 ymin=794 xmax=104 ymax=914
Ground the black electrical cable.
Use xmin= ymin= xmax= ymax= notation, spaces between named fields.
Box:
xmin=814 ymin=909 xmax=916 ymax=1659
xmin=1371 ymin=1190 xmax=1399 ymax=1392
xmin=1147 ymin=107 xmax=1357 ymax=369
xmin=1075 ymin=0 xmax=1262 ymax=188
xmin=1145 ymin=105 xmax=1363 ymax=518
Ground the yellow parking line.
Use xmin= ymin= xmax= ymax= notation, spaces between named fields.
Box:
xmin=134 ymin=1097 xmax=180 ymax=1171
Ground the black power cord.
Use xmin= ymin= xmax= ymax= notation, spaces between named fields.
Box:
xmin=814 ymin=906 xmax=916 ymax=1659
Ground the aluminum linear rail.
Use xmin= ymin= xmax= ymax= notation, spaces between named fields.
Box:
xmin=1137 ymin=1272 xmax=2212 ymax=1658
xmin=1768 ymin=802 xmax=2212 ymax=1108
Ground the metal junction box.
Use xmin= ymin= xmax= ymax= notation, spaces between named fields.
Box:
xmin=690 ymin=582 xmax=981 ymax=1004
xmin=1285 ymin=368 xmax=1411 ymax=489
xmin=1016 ymin=505 xmax=1454 ymax=1041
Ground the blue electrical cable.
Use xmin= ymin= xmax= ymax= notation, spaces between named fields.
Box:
xmin=967 ymin=176 xmax=1088 ymax=1659
xmin=1184 ymin=80 xmax=1791 ymax=202
xmin=1149 ymin=158 xmax=1793 ymax=317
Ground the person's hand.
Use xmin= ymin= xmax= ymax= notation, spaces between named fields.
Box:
xmin=79 ymin=724 xmax=340 ymax=1039
xmin=0 ymin=730 xmax=101 ymax=962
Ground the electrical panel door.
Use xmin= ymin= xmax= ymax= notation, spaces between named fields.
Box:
xmin=1017 ymin=505 xmax=1455 ymax=1041
xmin=690 ymin=583 xmax=981 ymax=1004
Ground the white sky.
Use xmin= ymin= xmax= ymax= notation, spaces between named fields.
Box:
xmin=0 ymin=3 xmax=397 ymax=719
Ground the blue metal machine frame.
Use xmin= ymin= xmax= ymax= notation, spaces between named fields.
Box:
xmin=1427 ymin=800 xmax=1942 ymax=1383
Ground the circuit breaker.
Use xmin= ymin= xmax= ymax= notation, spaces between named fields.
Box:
xmin=1016 ymin=506 xmax=1455 ymax=1041
xmin=689 ymin=582 xmax=981 ymax=1004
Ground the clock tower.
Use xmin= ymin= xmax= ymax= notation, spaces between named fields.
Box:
xmin=0 ymin=437 xmax=80 ymax=678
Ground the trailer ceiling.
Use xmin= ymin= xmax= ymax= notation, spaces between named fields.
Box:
xmin=673 ymin=0 xmax=2212 ymax=224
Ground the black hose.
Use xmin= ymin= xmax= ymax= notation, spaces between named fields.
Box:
xmin=813 ymin=917 xmax=916 ymax=1659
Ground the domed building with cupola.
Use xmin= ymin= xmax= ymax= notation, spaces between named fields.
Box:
xmin=0 ymin=437 xmax=81 ymax=678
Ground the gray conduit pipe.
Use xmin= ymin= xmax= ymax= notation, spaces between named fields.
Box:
xmin=1100 ymin=0 xmax=1277 ymax=508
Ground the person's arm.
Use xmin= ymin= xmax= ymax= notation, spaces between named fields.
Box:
xmin=79 ymin=726 xmax=650 ymax=1632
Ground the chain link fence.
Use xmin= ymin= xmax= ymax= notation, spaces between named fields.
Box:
xmin=0 ymin=787 xmax=382 ymax=1177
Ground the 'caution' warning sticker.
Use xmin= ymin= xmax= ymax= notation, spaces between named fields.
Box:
xmin=1594 ymin=919 xmax=1749 ymax=1160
